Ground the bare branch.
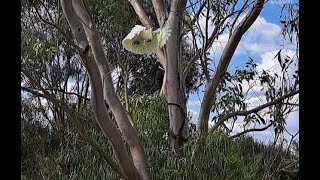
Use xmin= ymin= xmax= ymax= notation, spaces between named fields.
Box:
xmin=182 ymin=1 xmax=253 ymax=78
xmin=188 ymin=0 xmax=205 ymax=40
xmin=281 ymin=102 xmax=299 ymax=106
xmin=230 ymin=121 xmax=275 ymax=138
xmin=45 ymin=88 xmax=90 ymax=101
xmin=186 ymin=0 xmax=210 ymax=80
xmin=186 ymin=13 xmax=208 ymax=80
xmin=229 ymin=0 xmax=250 ymax=34
xmin=183 ymin=9 xmax=239 ymax=81
xmin=203 ymin=0 xmax=210 ymax=80
xmin=183 ymin=0 xmax=202 ymax=11
xmin=190 ymin=0 xmax=208 ymax=26
xmin=209 ymin=90 xmax=299 ymax=133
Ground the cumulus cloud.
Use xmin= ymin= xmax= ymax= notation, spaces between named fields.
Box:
xmin=256 ymin=49 xmax=297 ymax=75
xmin=240 ymin=55 xmax=299 ymax=140
xmin=198 ymin=15 xmax=285 ymax=54
xmin=186 ymin=12 xmax=296 ymax=73
xmin=187 ymin=49 xmax=299 ymax=142
xmin=184 ymin=6 xmax=299 ymax=142
xmin=238 ymin=48 xmax=298 ymax=101
xmin=240 ymin=17 xmax=283 ymax=54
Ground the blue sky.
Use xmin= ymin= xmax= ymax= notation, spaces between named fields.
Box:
xmin=186 ymin=0 xmax=299 ymax=144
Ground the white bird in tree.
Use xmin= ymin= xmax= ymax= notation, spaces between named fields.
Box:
xmin=122 ymin=25 xmax=171 ymax=55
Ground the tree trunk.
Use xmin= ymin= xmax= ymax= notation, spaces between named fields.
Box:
xmin=164 ymin=0 xmax=188 ymax=156
xmin=129 ymin=0 xmax=189 ymax=156
xmin=61 ymin=0 xmax=150 ymax=179
xmin=197 ymin=0 xmax=265 ymax=137
xmin=70 ymin=1 xmax=150 ymax=178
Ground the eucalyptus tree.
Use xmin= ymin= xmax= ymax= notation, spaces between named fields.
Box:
xmin=21 ymin=0 xmax=299 ymax=179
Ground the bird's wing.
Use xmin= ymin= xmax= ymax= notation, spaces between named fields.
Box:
xmin=155 ymin=25 xmax=171 ymax=48
xmin=124 ymin=25 xmax=146 ymax=40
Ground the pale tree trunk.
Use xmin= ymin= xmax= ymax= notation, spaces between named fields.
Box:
xmin=197 ymin=0 xmax=265 ymax=136
xmin=129 ymin=0 xmax=188 ymax=156
xmin=70 ymin=1 xmax=150 ymax=179
xmin=61 ymin=0 xmax=150 ymax=179
xmin=165 ymin=0 xmax=188 ymax=156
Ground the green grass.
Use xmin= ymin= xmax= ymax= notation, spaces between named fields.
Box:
xmin=21 ymin=94 xmax=298 ymax=179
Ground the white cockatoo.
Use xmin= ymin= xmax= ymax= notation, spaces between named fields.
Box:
xmin=122 ymin=25 xmax=171 ymax=55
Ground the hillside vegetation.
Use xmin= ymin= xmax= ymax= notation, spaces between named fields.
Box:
xmin=22 ymin=94 xmax=298 ymax=179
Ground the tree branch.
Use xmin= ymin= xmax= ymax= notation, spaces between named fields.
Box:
xmin=281 ymin=102 xmax=299 ymax=106
xmin=198 ymin=0 xmax=265 ymax=135
xmin=128 ymin=0 xmax=153 ymax=28
xmin=190 ymin=0 xmax=208 ymax=27
xmin=183 ymin=9 xmax=240 ymax=81
xmin=31 ymin=1 xmax=81 ymax=51
xmin=230 ymin=121 xmax=275 ymax=138
xmin=151 ymin=0 xmax=167 ymax=27
xmin=21 ymin=86 xmax=125 ymax=178
xmin=40 ymin=87 xmax=91 ymax=101
xmin=229 ymin=0 xmax=250 ymax=34
xmin=209 ymin=90 xmax=299 ymax=133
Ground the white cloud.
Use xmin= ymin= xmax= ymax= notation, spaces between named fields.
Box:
xmin=257 ymin=49 xmax=297 ymax=74
xmin=269 ymin=0 xmax=296 ymax=5
xmin=245 ymin=95 xmax=266 ymax=108
xmin=238 ymin=16 xmax=285 ymax=55
xmin=186 ymin=13 xmax=296 ymax=73
xmin=209 ymin=16 xmax=284 ymax=56
xmin=185 ymin=8 xmax=299 ymax=143
xmin=234 ymin=49 xmax=297 ymax=108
